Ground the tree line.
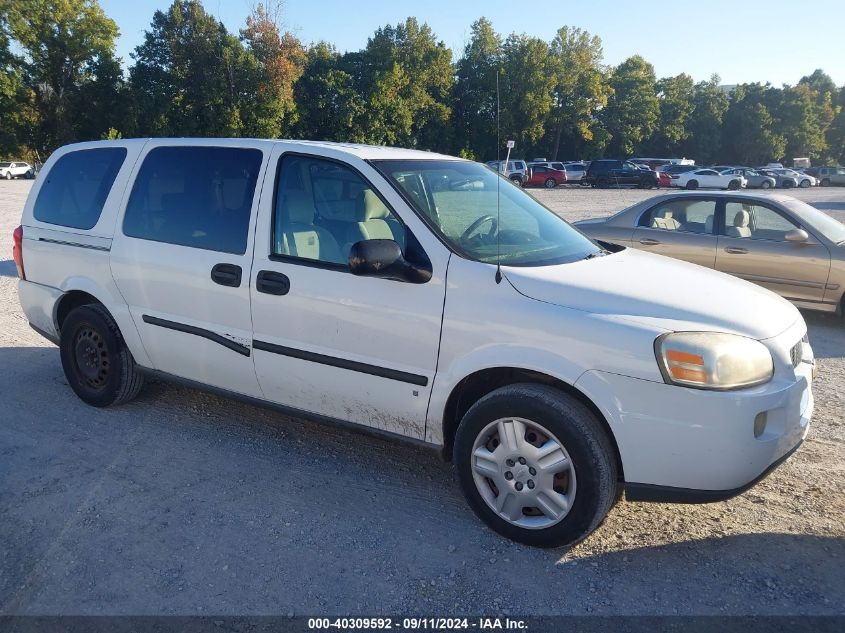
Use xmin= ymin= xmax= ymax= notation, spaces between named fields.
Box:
xmin=2 ymin=0 xmax=844 ymax=166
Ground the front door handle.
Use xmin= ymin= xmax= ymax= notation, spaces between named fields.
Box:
xmin=724 ymin=247 xmax=748 ymax=254
xmin=211 ymin=263 xmax=242 ymax=287
xmin=639 ymin=238 xmax=661 ymax=246
xmin=256 ymin=270 xmax=290 ymax=296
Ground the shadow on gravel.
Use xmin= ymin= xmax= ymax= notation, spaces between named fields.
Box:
xmin=809 ymin=200 xmax=845 ymax=210
xmin=1 ymin=345 xmax=843 ymax=615
xmin=802 ymin=310 xmax=845 ymax=359
xmin=0 ymin=259 xmax=17 ymax=277
xmin=564 ymin=532 xmax=845 ymax=613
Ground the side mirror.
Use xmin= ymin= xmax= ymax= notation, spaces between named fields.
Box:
xmin=348 ymin=239 xmax=432 ymax=284
xmin=784 ymin=228 xmax=810 ymax=243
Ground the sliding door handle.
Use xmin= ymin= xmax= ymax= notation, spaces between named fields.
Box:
xmin=724 ymin=247 xmax=748 ymax=255
xmin=639 ymin=238 xmax=661 ymax=246
xmin=211 ymin=263 xmax=242 ymax=287
xmin=256 ymin=270 xmax=290 ymax=296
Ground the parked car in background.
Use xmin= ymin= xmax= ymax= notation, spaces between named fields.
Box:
xmin=15 ymin=139 xmax=816 ymax=548
xmin=584 ymin=159 xmax=659 ymax=188
xmin=0 ymin=161 xmax=35 ymax=180
xmin=528 ymin=160 xmax=565 ymax=171
xmin=562 ymin=163 xmax=587 ymax=183
xmin=816 ymin=166 xmax=845 ymax=187
xmin=758 ymin=169 xmax=797 ymax=189
xmin=721 ymin=167 xmax=776 ymax=190
xmin=674 ymin=168 xmax=745 ymax=190
xmin=575 ymin=191 xmax=845 ymax=314
xmin=486 ymin=160 xmax=529 ymax=186
xmin=658 ymin=163 xmax=698 ymax=176
xmin=524 ymin=164 xmax=566 ymax=188
xmin=769 ymin=168 xmax=815 ymax=188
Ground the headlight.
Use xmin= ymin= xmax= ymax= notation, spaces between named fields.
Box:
xmin=655 ymin=332 xmax=774 ymax=390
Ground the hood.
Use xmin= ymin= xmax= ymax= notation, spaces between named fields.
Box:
xmin=503 ymin=248 xmax=800 ymax=340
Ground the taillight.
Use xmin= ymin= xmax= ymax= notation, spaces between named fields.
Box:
xmin=12 ymin=225 xmax=25 ymax=280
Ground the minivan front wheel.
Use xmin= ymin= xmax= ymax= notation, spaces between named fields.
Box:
xmin=454 ymin=384 xmax=618 ymax=548
xmin=60 ymin=304 xmax=144 ymax=407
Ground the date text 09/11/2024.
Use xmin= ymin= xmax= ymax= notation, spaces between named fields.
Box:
xmin=307 ymin=617 xmax=528 ymax=630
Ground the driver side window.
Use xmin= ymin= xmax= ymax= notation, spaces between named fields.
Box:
xmin=273 ymin=155 xmax=405 ymax=266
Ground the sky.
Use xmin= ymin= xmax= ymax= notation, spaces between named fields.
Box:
xmin=100 ymin=0 xmax=845 ymax=87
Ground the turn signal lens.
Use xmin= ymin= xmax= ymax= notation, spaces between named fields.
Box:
xmin=656 ymin=332 xmax=774 ymax=390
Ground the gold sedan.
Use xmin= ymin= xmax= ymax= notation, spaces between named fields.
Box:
xmin=575 ymin=191 xmax=845 ymax=315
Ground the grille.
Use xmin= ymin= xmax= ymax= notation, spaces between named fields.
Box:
xmin=790 ymin=340 xmax=803 ymax=368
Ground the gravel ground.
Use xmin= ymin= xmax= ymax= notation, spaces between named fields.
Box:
xmin=0 ymin=179 xmax=843 ymax=616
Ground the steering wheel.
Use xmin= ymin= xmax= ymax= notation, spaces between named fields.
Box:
xmin=461 ymin=215 xmax=498 ymax=242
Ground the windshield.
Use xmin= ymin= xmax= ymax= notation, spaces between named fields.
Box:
xmin=784 ymin=199 xmax=845 ymax=245
xmin=372 ymin=160 xmax=601 ymax=266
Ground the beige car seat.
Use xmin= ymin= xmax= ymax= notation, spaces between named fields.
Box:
xmin=275 ymin=191 xmax=344 ymax=263
xmin=342 ymin=190 xmax=405 ymax=254
xmin=651 ymin=209 xmax=682 ymax=230
xmin=726 ymin=209 xmax=752 ymax=238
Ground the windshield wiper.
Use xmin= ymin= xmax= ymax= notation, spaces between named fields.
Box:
xmin=582 ymin=250 xmax=609 ymax=260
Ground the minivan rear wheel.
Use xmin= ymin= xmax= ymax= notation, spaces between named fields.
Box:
xmin=454 ymin=384 xmax=618 ymax=548
xmin=544 ymin=178 xmax=557 ymax=188
xmin=59 ymin=304 xmax=144 ymax=407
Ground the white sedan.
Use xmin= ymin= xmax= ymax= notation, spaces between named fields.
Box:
xmin=673 ymin=168 xmax=746 ymax=190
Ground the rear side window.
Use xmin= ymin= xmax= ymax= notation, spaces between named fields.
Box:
xmin=34 ymin=148 xmax=126 ymax=229
xmin=123 ymin=146 xmax=263 ymax=254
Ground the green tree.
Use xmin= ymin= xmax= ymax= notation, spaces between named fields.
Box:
xmin=356 ymin=17 xmax=454 ymax=148
xmin=5 ymin=0 xmax=121 ymax=152
xmin=129 ymin=0 xmax=260 ymax=137
xmin=772 ymin=82 xmax=832 ymax=162
xmin=600 ymin=55 xmax=659 ymax=156
xmin=453 ymin=17 xmax=501 ymax=160
xmin=0 ymin=3 xmax=30 ymax=155
xmin=826 ymin=86 xmax=845 ymax=164
xmin=292 ymin=42 xmax=367 ymax=142
xmin=721 ymin=83 xmax=785 ymax=164
xmin=240 ymin=1 xmax=305 ymax=137
xmin=647 ymin=73 xmax=695 ymax=155
xmin=679 ymin=75 xmax=729 ymax=164
xmin=546 ymin=26 xmax=607 ymax=160
xmin=499 ymin=33 xmax=555 ymax=155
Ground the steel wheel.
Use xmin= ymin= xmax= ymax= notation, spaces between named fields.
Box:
xmin=470 ymin=417 xmax=576 ymax=530
xmin=72 ymin=326 xmax=111 ymax=390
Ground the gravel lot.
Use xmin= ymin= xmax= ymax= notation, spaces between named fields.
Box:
xmin=0 ymin=179 xmax=843 ymax=616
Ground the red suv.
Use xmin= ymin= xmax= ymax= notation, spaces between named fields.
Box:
xmin=525 ymin=165 xmax=566 ymax=188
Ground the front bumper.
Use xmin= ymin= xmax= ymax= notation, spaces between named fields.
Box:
xmin=575 ymin=344 xmax=813 ymax=498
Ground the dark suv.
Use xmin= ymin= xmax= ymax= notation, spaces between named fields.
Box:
xmin=584 ymin=159 xmax=659 ymax=188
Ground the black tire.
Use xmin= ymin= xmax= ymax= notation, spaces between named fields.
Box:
xmin=821 ymin=178 xmax=831 ymax=187
xmin=454 ymin=384 xmax=619 ymax=548
xmin=544 ymin=177 xmax=557 ymax=189
xmin=3 ymin=172 xmax=10 ymax=180
xmin=59 ymin=304 xmax=144 ymax=407
xmin=760 ymin=180 xmax=772 ymax=189
xmin=686 ymin=179 xmax=698 ymax=190
xmin=26 ymin=170 xmax=34 ymax=179
xmin=597 ymin=177 xmax=611 ymax=189
xmin=800 ymin=179 xmax=811 ymax=188
xmin=728 ymin=179 xmax=740 ymax=190
xmin=510 ymin=176 xmax=523 ymax=188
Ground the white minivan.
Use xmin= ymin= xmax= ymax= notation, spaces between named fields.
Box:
xmin=14 ymin=139 xmax=815 ymax=547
